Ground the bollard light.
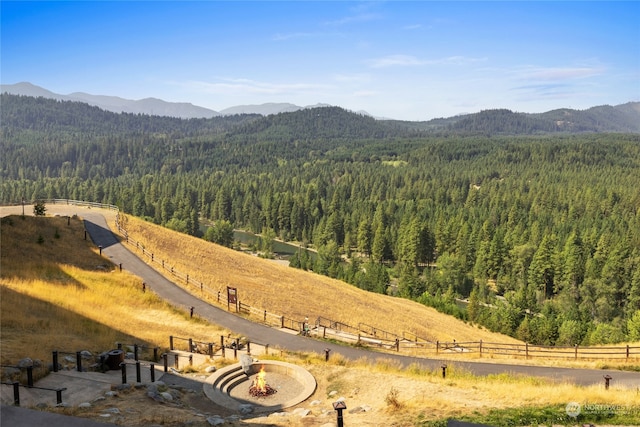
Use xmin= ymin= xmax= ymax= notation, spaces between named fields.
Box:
xmin=333 ymin=400 xmax=347 ymax=427
xmin=603 ymin=374 xmax=612 ymax=390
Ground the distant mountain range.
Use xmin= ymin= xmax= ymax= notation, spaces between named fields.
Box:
xmin=2 ymin=81 xmax=639 ymax=134
xmin=0 ymin=82 xmax=338 ymax=119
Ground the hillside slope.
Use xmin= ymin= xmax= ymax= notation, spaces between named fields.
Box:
xmin=116 ymin=213 xmax=521 ymax=344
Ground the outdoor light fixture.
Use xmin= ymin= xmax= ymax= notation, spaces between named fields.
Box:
xmin=333 ymin=400 xmax=347 ymax=427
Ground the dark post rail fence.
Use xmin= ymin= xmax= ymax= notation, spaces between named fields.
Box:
xmin=168 ymin=335 xmax=219 ymax=358
xmin=115 ymin=342 xmax=160 ymax=362
xmin=21 ymin=199 xmax=637 ymax=363
xmin=0 ymin=381 xmax=66 ymax=406
xmin=116 ymin=360 xmax=157 ymax=384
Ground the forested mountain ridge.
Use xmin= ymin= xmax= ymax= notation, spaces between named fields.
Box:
xmin=2 ymin=94 xmax=640 ymax=346
xmin=3 ymin=88 xmax=639 ymax=135
xmin=0 ymin=94 xmax=259 ymax=137
xmin=228 ymin=105 xmax=417 ymax=140
xmin=399 ymin=102 xmax=640 ymax=134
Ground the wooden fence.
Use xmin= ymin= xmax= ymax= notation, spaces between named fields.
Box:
xmin=434 ymin=341 xmax=640 ymax=360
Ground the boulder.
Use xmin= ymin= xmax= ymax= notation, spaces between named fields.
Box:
xmin=17 ymin=358 xmax=33 ymax=368
xmin=238 ymin=404 xmax=254 ymax=414
xmin=239 ymin=354 xmax=253 ymax=375
xmin=206 ymin=415 xmax=225 ymax=425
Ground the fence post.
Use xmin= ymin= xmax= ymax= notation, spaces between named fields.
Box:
xmin=575 ymin=344 xmax=578 ymax=360
xmin=281 ymin=316 xmax=285 ymax=329
xmin=120 ymin=362 xmax=127 ymax=384
xmin=264 ymin=310 xmax=267 ymax=322
xmin=395 ymin=338 xmax=400 ymax=352
xmin=233 ymin=340 xmax=238 ymax=360
xmin=163 ymin=354 xmax=168 ymax=373
xmin=221 ymin=336 xmax=226 ymax=358
xmin=136 ymin=361 xmax=141 ymax=383
xmin=189 ymin=338 xmax=193 ymax=352
xmin=187 ymin=274 xmax=189 ymax=284
xmin=479 ymin=340 xmax=483 ymax=357
xmin=323 ymin=326 xmax=327 ymax=339
xmin=153 ymin=347 xmax=158 ymax=362
xmin=436 ymin=341 xmax=439 ymax=355
xmin=525 ymin=342 xmax=529 ymax=359
xmin=76 ymin=351 xmax=82 ymax=372
xmin=150 ymin=364 xmax=155 ymax=382
xmin=56 ymin=388 xmax=64 ymax=405
xmin=247 ymin=341 xmax=251 ymax=354
xmin=174 ymin=355 xmax=179 ymax=369
xmin=208 ymin=343 xmax=214 ymax=357
xmin=26 ymin=366 xmax=33 ymax=388
xmin=170 ymin=336 xmax=174 ymax=350
xmin=52 ymin=351 xmax=59 ymax=372
xmin=134 ymin=344 xmax=139 ymax=361
xmin=12 ymin=381 xmax=20 ymax=406
xmin=627 ymin=345 xmax=630 ymax=360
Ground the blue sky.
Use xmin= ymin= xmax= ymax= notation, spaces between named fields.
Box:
xmin=2 ymin=1 xmax=638 ymax=120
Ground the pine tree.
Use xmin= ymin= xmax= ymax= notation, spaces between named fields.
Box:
xmin=528 ymin=234 xmax=557 ymax=298
xmin=357 ymin=218 xmax=372 ymax=257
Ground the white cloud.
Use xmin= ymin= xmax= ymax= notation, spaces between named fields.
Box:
xmin=367 ymin=54 xmax=487 ymax=68
xmin=324 ymin=12 xmax=381 ymax=26
xmin=520 ymin=66 xmax=605 ymax=81
xmin=323 ymin=3 xmax=383 ymax=26
xmin=368 ymin=54 xmax=424 ymax=68
xmin=508 ymin=64 xmax=607 ymax=101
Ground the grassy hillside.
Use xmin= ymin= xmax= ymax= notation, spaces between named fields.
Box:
xmin=0 ymin=214 xmax=228 ymax=365
xmin=116 ymin=213 xmax=521 ymax=345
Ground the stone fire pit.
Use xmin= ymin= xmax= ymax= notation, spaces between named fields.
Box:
xmin=203 ymin=360 xmax=316 ymax=414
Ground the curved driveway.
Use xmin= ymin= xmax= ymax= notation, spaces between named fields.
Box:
xmin=4 ymin=206 xmax=639 ymax=388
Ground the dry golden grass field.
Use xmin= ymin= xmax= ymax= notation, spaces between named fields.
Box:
xmin=1 ymin=209 xmax=639 ymax=426
xmin=115 ymin=212 xmax=522 ymax=345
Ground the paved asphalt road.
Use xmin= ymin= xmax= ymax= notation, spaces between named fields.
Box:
xmin=77 ymin=210 xmax=640 ymax=390
xmin=2 ymin=205 xmax=639 ymax=390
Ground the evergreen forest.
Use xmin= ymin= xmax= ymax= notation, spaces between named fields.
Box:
xmin=2 ymin=94 xmax=639 ymax=345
